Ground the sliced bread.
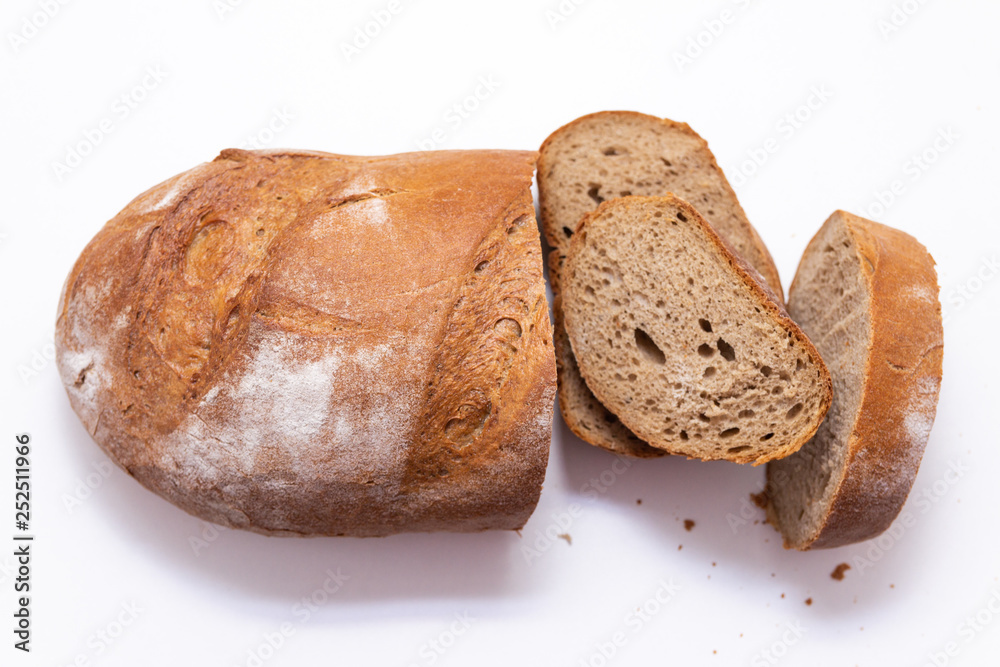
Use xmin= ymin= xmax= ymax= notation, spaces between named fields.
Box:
xmin=764 ymin=211 xmax=944 ymax=550
xmin=561 ymin=195 xmax=831 ymax=464
xmin=538 ymin=111 xmax=783 ymax=456
xmin=538 ymin=111 xmax=782 ymax=298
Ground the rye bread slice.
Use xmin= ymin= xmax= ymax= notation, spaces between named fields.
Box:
xmin=764 ymin=211 xmax=944 ymax=550
xmin=538 ymin=111 xmax=783 ymax=456
xmin=539 ymin=111 xmax=782 ymax=298
xmin=562 ymin=195 xmax=831 ymax=465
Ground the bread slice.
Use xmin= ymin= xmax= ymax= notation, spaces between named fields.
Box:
xmin=552 ymin=293 xmax=665 ymax=458
xmin=538 ymin=111 xmax=783 ymax=456
xmin=539 ymin=111 xmax=782 ymax=298
xmin=764 ymin=211 xmax=943 ymax=550
xmin=561 ymin=195 xmax=831 ymax=464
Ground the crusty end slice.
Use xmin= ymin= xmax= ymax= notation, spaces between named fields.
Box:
xmin=562 ymin=195 xmax=831 ymax=465
xmin=764 ymin=211 xmax=944 ymax=550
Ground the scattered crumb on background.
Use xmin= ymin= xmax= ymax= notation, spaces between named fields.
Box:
xmin=684 ymin=519 xmax=695 ymax=531
xmin=831 ymin=563 xmax=851 ymax=581
xmin=805 ymin=598 xmax=813 ymax=606
xmin=557 ymin=533 xmax=572 ymax=546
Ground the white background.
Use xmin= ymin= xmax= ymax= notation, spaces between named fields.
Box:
xmin=1 ymin=1 xmax=998 ymax=665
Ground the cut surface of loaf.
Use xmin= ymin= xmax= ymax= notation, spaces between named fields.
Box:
xmin=562 ymin=195 xmax=830 ymax=464
xmin=55 ymin=148 xmax=555 ymax=537
xmin=538 ymin=111 xmax=782 ymax=456
xmin=765 ymin=211 xmax=943 ymax=550
xmin=539 ymin=111 xmax=782 ymax=298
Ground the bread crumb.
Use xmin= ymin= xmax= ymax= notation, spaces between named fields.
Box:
xmin=831 ymin=563 xmax=851 ymax=581
xmin=678 ymin=545 xmax=683 ymax=551
xmin=558 ymin=533 xmax=572 ymax=546
xmin=636 ymin=499 xmax=642 ymax=505
xmin=712 ymin=562 xmax=717 ymax=567
xmin=684 ymin=519 xmax=695 ymax=531
xmin=805 ymin=598 xmax=813 ymax=606
xmin=780 ymin=593 xmax=785 ymax=599
xmin=750 ymin=491 xmax=769 ymax=509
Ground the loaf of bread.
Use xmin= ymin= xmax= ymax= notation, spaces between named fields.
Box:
xmin=538 ymin=111 xmax=783 ymax=457
xmin=765 ymin=211 xmax=943 ymax=549
xmin=55 ymin=148 xmax=556 ymax=537
xmin=561 ymin=195 xmax=830 ymax=464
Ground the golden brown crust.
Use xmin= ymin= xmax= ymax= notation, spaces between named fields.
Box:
xmin=564 ymin=195 xmax=831 ymax=465
xmin=773 ymin=211 xmax=944 ymax=550
xmin=55 ymin=148 xmax=555 ymax=537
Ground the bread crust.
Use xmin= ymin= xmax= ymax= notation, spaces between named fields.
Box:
xmin=767 ymin=211 xmax=944 ymax=549
xmin=55 ymin=148 xmax=556 ymax=537
xmin=563 ymin=195 xmax=831 ymax=465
